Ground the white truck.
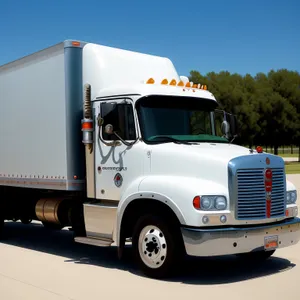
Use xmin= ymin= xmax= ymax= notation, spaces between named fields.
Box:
xmin=0 ymin=40 xmax=299 ymax=278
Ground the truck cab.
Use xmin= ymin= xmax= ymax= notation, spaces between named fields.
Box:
xmin=77 ymin=42 xmax=300 ymax=278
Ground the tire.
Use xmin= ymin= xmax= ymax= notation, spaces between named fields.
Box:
xmin=132 ymin=214 xmax=184 ymax=279
xmin=237 ymin=250 xmax=275 ymax=262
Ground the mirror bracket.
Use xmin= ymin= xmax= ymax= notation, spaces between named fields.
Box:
xmin=97 ymin=114 xmax=138 ymax=147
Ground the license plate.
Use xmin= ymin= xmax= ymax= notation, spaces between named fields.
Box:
xmin=264 ymin=235 xmax=278 ymax=251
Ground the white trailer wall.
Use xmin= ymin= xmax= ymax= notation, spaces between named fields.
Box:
xmin=0 ymin=41 xmax=85 ymax=191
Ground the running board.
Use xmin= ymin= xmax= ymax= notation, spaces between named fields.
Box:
xmin=74 ymin=237 xmax=113 ymax=247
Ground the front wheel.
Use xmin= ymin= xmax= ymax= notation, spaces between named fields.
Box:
xmin=132 ymin=214 xmax=184 ymax=279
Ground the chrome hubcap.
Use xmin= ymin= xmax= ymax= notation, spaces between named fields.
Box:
xmin=138 ymin=225 xmax=167 ymax=269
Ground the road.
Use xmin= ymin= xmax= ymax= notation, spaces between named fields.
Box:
xmin=0 ymin=174 xmax=299 ymax=300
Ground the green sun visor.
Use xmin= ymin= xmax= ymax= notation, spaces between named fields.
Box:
xmin=148 ymin=134 xmax=229 ymax=143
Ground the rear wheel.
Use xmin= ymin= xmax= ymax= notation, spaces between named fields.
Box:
xmin=132 ymin=214 xmax=184 ymax=279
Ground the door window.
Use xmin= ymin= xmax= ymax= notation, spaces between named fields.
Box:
xmin=101 ymin=102 xmax=136 ymax=141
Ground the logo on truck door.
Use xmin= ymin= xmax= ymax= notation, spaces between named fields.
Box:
xmin=114 ymin=173 xmax=123 ymax=187
xmin=102 ymin=166 xmax=128 ymax=171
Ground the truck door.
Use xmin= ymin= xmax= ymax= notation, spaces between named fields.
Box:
xmin=94 ymin=98 xmax=145 ymax=201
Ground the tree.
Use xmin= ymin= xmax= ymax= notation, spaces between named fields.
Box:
xmin=189 ymin=69 xmax=300 ymax=158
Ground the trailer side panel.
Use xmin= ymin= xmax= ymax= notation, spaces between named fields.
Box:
xmin=0 ymin=42 xmax=85 ymax=191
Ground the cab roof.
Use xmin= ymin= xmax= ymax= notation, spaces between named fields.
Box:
xmin=94 ymin=82 xmax=217 ymax=103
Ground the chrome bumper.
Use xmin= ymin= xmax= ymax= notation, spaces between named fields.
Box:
xmin=181 ymin=217 xmax=300 ymax=257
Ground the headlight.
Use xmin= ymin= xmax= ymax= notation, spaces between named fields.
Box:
xmin=199 ymin=195 xmax=227 ymax=211
xmin=201 ymin=196 xmax=214 ymax=209
xmin=286 ymin=190 xmax=297 ymax=204
xmin=215 ymin=196 xmax=227 ymax=210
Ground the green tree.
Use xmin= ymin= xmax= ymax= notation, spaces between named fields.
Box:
xmin=189 ymin=69 xmax=300 ymax=158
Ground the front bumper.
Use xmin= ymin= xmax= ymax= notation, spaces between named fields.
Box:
xmin=181 ymin=217 xmax=300 ymax=257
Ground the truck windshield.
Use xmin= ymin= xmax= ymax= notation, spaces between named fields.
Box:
xmin=136 ymin=95 xmax=229 ymax=144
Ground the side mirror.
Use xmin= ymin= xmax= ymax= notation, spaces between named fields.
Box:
xmin=104 ymin=124 xmax=114 ymax=135
xmin=221 ymin=120 xmax=230 ymax=136
xmin=103 ymin=123 xmax=138 ymax=147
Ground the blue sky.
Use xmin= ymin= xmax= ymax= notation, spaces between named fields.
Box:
xmin=1 ymin=0 xmax=299 ymax=77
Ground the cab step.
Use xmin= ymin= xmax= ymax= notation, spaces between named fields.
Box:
xmin=74 ymin=236 xmax=113 ymax=247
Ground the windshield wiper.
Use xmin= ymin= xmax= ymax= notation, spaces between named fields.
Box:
xmin=149 ymin=136 xmax=191 ymax=145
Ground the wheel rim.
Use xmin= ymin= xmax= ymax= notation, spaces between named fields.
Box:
xmin=138 ymin=225 xmax=167 ymax=269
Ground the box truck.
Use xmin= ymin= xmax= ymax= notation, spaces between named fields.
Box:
xmin=0 ymin=40 xmax=299 ymax=278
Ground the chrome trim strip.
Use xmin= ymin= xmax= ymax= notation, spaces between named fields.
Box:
xmin=182 ymin=217 xmax=300 ymax=233
xmin=75 ymin=237 xmax=112 ymax=247
xmin=0 ymin=176 xmax=84 ymax=191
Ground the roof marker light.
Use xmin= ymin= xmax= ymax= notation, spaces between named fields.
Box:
xmin=72 ymin=41 xmax=81 ymax=47
xmin=185 ymin=82 xmax=191 ymax=87
xmin=146 ymin=78 xmax=155 ymax=84
xmin=161 ymin=79 xmax=168 ymax=85
xmin=177 ymin=81 xmax=184 ymax=86
xmin=170 ymin=79 xmax=177 ymax=86
xmin=256 ymin=146 xmax=263 ymax=153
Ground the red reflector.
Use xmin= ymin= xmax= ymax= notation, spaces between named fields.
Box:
xmin=193 ymin=196 xmax=201 ymax=209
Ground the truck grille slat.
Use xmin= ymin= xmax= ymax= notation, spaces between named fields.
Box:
xmin=272 ymin=202 xmax=284 ymax=206
xmin=238 ymin=203 xmax=266 ymax=206
xmin=272 ymin=197 xmax=285 ymax=200
xmin=236 ymin=168 xmax=285 ymax=220
xmin=237 ymin=194 xmax=265 ymax=198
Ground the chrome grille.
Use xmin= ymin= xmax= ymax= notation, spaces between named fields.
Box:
xmin=236 ymin=168 xmax=285 ymax=220
xmin=271 ymin=168 xmax=286 ymax=217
